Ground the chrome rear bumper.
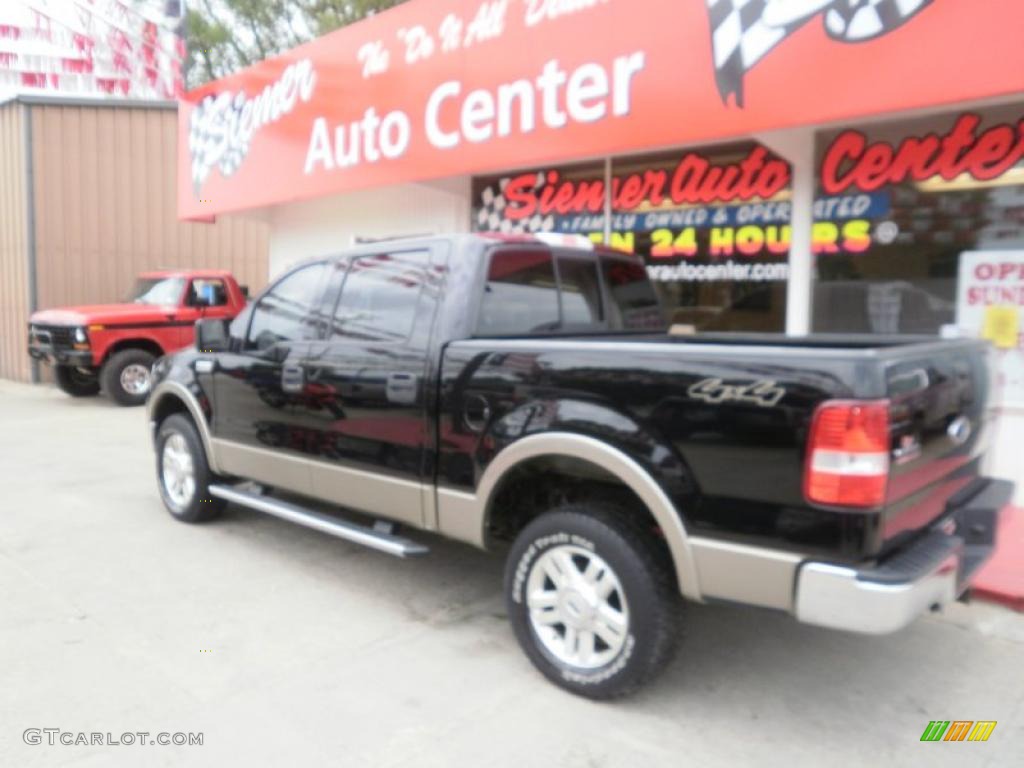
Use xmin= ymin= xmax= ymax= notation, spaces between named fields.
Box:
xmin=795 ymin=546 xmax=959 ymax=634
xmin=794 ymin=478 xmax=1012 ymax=634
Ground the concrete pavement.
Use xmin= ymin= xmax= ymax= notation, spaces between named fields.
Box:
xmin=1 ymin=380 xmax=1022 ymax=767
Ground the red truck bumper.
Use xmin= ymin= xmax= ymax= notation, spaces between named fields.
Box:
xmin=28 ymin=339 xmax=95 ymax=367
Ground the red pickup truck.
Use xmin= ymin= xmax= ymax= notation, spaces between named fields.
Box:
xmin=28 ymin=269 xmax=248 ymax=406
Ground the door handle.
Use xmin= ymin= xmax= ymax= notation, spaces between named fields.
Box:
xmin=281 ymin=364 xmax=305 ymax=394
xmin=386 ymin=372 xmax=418 ymax=405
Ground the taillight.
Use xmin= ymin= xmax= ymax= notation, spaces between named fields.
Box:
xmin=805 ymin=400 xmax=890 ymax=508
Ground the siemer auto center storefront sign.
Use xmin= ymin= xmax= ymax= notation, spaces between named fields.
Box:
xmin=178 ymin=0 xmax=1024 ymax=220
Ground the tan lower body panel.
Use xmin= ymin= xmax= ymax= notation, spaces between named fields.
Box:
xmin=436 ymin=486 xmax=485 ymax=548
xmin=214 ymin=438 xmax=802 ymax=611
xmin=212 ymin=438 xmax=424 ymax=528
xmin=689 ymin=537 xmax=802 ymax=611
xmin=309 ymin=460 xmax=423 ymax=528
xmin=439 ymin=487 xmax=802 ymax=611
xmin=213 ymin=439 xmax=312 ymax=497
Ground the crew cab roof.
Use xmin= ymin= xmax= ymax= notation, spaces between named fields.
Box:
xmin=336 ymin=232 xmax=638 ymax=261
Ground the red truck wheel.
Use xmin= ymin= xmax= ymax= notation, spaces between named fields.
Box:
xmin=54 ymin=365 xmax=100 ymax=397
xmin=101 ymin=349 xmax=156 ymax=406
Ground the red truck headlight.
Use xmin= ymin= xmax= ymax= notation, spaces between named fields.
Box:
xmin=805 ymin=400 xmax=890 ymax=508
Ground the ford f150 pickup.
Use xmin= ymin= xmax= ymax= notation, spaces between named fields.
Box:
xmin=146 ymin=234 xmax=1012 ymax=698
xmin=29 ymin=270 xmax=247 ymax=406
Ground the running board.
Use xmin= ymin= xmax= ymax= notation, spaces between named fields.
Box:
xmin=207 ymin=484 xmax=429 ymax=558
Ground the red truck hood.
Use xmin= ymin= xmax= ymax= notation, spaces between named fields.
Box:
xmin=30 ymin=304 xmax=177 ymax=326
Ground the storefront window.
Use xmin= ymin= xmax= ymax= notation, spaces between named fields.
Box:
xmin=471 ymin=146 xmax=793 ymax=332
xmin=610 ymin=144 xmax=790 ymax=332
xmin=813 ymin=106 xmax=1024 ymax=335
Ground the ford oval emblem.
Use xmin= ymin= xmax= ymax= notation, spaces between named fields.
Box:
xmin=947 ymin=416 xmax=972 ymax=446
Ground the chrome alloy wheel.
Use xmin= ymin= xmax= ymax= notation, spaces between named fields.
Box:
xmin=161 ymin=433 xmax=196 ymax=509
xmin=525 ymin=544 xmax=630 ymax=669
xmin=120 ymin=363 xmax=152 ymax=395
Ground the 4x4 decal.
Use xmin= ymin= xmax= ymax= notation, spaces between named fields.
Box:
xmin=688 ymin=377 xmax=786 ymax=407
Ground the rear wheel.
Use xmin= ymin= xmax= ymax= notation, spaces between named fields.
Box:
xmin=54 ymin=365 xmax=100 ymax=397
xmin=504 ymin=503 xmax=680 ymax=699
xmin=156 ymin=413 xmax=225 ymax=523
xmin=101 ymin=349 xmax=155 ymax=406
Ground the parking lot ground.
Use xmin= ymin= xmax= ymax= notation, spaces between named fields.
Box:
xmin=1 ymin=380 xmax=1023 ymax=768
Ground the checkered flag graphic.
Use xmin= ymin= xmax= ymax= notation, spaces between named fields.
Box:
xmin=707 ymin=0 xmax=933 ymax=106
xmin=474 ymin=173 xmax=556 ymax=234
xmin=188 ymin=92 xmax=251 ymax=193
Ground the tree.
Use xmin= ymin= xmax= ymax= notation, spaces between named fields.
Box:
xmin=184 ymin=0 xmax=407 ymax=88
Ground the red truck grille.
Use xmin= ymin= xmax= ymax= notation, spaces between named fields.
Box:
xmin=30 ymin=324 xmax=75 ymax=348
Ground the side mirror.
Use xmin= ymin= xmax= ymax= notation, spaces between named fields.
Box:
xmin=195 ymin=318 xmax=229 ymax=353
xmin=239 ymin=284 xmax=250 ymax=300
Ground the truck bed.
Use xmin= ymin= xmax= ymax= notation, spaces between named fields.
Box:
xmin=441 ymin=332 xmax=995 ymax=563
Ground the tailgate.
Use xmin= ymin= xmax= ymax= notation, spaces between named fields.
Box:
xmin=881 ymin=339 xmax=996 ymax=552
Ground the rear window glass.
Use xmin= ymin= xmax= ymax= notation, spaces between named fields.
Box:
xmin=601 ymin=257 xmax=665 ymax=330
xmin=477 ymin=249 xmax=560 ymax=335
xmin=557 ymin=256 xmax=603 ymax=326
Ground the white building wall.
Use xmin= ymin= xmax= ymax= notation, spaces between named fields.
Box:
xmin=267 ymin=176 xmax=471 ymax=277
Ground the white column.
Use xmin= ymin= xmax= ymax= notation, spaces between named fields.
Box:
xmin=757 ymin=127 xmax=817 ymax=336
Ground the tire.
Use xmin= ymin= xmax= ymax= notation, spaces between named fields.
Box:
xmin=156 ymin=413 xmax=226 ymax=523
xmin=505 ymin=504 xmax=680 ymax=699
xmin=54 ymin=365 xmax=100 ymax=397
xmin=101 ymin=349 xmax=156 ymax=406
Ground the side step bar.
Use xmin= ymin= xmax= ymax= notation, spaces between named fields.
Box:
xmin=208 ymin=484 xmax=429 ymax=558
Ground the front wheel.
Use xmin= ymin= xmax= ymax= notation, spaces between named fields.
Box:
xmin=156 ymin=414 xmax=225 ymax=523
xmin=101 ymin=349 xmax=155 ymax=406
xmin=54 ymin=365 xmax=100 ymax=397
xmin=504 ymin=504 xmax=680 ymax=699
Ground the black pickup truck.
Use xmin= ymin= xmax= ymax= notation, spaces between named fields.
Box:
xmin=147 ymin=233 xmax=1012 ymax=698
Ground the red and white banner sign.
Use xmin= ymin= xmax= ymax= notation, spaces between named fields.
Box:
xmin=178 ymin=0 xmax=1024 ymax=220
xmin=957 ymin=251 xmax=1024 ymax=408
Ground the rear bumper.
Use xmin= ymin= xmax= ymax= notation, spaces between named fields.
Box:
xmin=794 ymin=478 xmax=1013 ymax=634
